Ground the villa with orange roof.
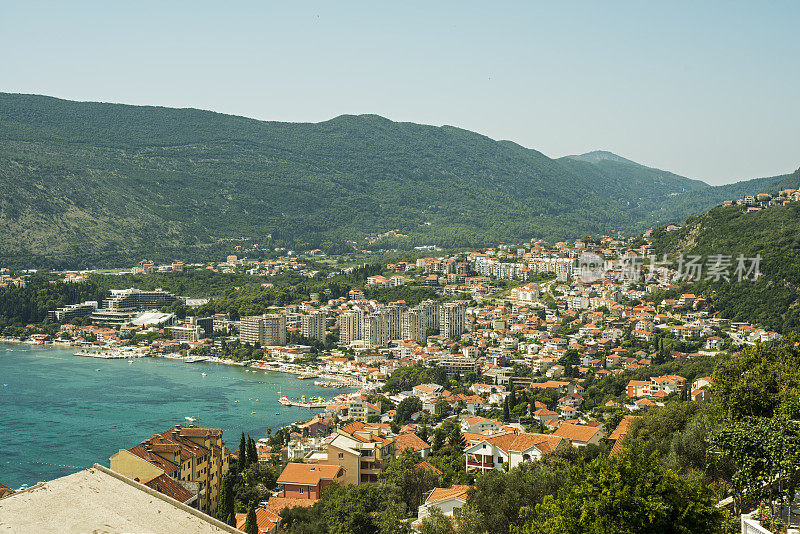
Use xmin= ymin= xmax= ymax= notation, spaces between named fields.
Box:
xmin=464 ymin=432 xmax=565 ymax=473
xmin=413 ymin=485 xmax=472 ymax=529
xmin=276 ymin=463 xmax=344 ymax=500
xmin=552 ymin=423 xmax=604 ymax=447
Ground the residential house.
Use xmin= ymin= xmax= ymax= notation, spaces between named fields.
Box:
xmin=276 ymin=463 xmax=344 ymax=500
xmin=464 ymin=432 xmax=565 ymax=473
xmin=235 ymin=506 xmax=281 ymax=534
xmin=326 ymin=431 xmax=395 ymax=485
xmin=552 ymin=423 xmax=603 ymax=447
xmin=413 ymin=485 xmax=471 ymax=529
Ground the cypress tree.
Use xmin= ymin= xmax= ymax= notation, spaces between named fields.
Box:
xmin=239 ymin=432 xmax=248 ymax=469
xmin=244 ymin=507 xmax=258 ymax=534
xmin=503 ymin=396 xmax=511 ymax=422
xmin=247 ymin=436 xmax=258 ymax=465
xmin=217 ymin=472 xmax=235 ymax=521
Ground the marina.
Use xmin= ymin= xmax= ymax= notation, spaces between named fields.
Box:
xmin=0 ymin=343 xmax=355 ymax=489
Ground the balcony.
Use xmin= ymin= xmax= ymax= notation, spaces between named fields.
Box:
xmin=466 ymin=459 xmax=494 ymax=469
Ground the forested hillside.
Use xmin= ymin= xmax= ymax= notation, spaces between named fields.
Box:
xmin=0 ymin=93 xmax=793 ymax=268
xmin=651 ymin=169 xmax=800 ymax=333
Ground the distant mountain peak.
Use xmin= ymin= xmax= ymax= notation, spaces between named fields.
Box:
xmin=566 ymin=150 xmax=641 ymax=166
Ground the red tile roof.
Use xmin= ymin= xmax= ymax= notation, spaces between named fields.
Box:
xmin=277 ymin=463 xmax=343 ymax=485
xmin=235 ymin=506 xmax=281 ymax=534
xmin=140 ymin=473 xmax=194 ymax=503
xmin=426 ymin=485 xmax=471 ymax=504
xmin=395 ymin=433 xmax=431 ymax=453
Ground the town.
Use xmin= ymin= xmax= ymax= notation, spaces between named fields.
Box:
xmin=0 ymin=230 xmax=790 ymax=533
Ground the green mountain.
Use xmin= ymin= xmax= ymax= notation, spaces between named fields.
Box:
xmin=651 ymin=169 xmax=800 ymax=333
xmin=561 ymin=151 xmax=707 ymax=204
xmin=0 ymin=93 xmax=794 ymax=268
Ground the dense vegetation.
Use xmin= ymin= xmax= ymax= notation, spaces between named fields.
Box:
xmin=651 ymin=173 xmax=800 ymax=334
xmin=0 ymin=265 xmax=389 ymax=332
xmin=2 ymin=93 xmax=791 ymax=269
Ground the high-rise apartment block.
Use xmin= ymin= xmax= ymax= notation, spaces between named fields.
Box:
xmin=240 ymin=313 xmax=286 ymax=346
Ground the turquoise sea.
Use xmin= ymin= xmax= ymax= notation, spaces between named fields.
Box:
xmin=0 ymin=343 xmax=347 ymax=488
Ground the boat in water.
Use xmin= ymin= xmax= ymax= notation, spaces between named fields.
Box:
xmin=278 ymin=394 xmax=329 ymax=408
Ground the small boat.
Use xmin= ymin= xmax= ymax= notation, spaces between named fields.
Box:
xmin=2 ymin=384 xmax=7 ymax=387
xmin=235 ymin=400 xmax=240 ymax=403
xmin=251 ymin=411 xmax=256 ymax=414
xmin=128 ymin=360 xmax=134 ymax=364
xmin=275 ymin=412 xmax=280 ymax=415
xmin=95 ymin=369 xmax=101 ymax=371
xmin=201 ymin=372 xmax=207 ymax=376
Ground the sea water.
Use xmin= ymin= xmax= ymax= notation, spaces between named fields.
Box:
xmin=0 ymin=343 xmax=347 ymax=488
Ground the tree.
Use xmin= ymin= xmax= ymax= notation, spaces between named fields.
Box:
xmin=418 ymin=423 xmax=429 ymax=443
xmin=380 ymin=449 xmax=439 ymax=512
xmin=515 ymin=448 xmax=733 ymax=534
xmin=432 ymin=428 xmax=446 ymax=452
xmin=435 ymin=399 xmax=451 ymax=417
xmin=244 ymin=507 xmax=258 ymax=534
xmin=217 ymin=472 xmax=236 ymax=522
xmin=247 ymin=436 xmax=259 ymax=466
xmin=502 ymin=396 xmax=511 ymax=423
xmin=710 ymin=414 xmax=800 ymax=516
xmin=712 ymin=336 xmax=800 ymax=420
xmin=417 ymin=507 xmax=455 ymax=534
xmin=448 ymin=425 xmax=465 ymax=449
xmin=462 ymin=456 xmax=571 ymax=533
xmin=396 ymin=397 xmax=423 ymax=425
xmin=239 ymin=432 xmax=248 ymax=469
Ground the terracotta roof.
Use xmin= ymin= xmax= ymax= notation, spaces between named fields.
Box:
xmin=394 ymin=433 xmax=431 ymax=453
xmin=552 ymin=423 xmax=602 ymax=443
xmin=0 ymin=482 xmax=13 ymax=499
xmin=507 ymin=433 xmax=564 ymax=454
xmin=340 ymin=421 xmax=367 ymax=435
xmin=475 ymin=432 xmax=564 ymax=455
xmin=140 ymin=473 xmax=194 ymax=503
xmin=127 ymin=443 xmax=180 ymax=476
xmin=426 ymin=485 xmax=471 ymax=504
xmin=415 ymin=461 xmax=442 ymax=475
xmin=264 ymin=496 xmax=316 ymax=516
xmin=236 ymin=507 xmax=281 ymax=534
xmin=277 ymin=463 xmax=342 ymax=485
xmin=607 ymin=416 xmax=637 ymax=441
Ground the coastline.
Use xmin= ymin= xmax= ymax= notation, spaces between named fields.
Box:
xmin=0 ymin=343 xmax=360 ymax=489
xmin=1 ymin=338 xmax=363 ymax=387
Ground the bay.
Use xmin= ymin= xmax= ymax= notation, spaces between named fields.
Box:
xmin=0 ymin=343 xmax=347 ymax=488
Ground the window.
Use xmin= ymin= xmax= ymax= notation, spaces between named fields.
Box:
xmin=299 ymin=487 xmax=304 ymax=494
xmin=497 ymin=457 xmax=503 ymax=463
xmin=338 ymin=453 xmax=343 ymax=459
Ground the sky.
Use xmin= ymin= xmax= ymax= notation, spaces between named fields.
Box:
xmin=1 ymin=1 xmax=798 ymax=185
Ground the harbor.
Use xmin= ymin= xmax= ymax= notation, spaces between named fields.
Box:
xmin=0 ymin=343 xmax=357 ymax=489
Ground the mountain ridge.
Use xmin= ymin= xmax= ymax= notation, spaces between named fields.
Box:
xmin=0 ymin=92 xmax=795 ymax=268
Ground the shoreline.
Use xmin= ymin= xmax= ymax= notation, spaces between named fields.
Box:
xmin=1 ymin=338 xmax=364 ymax=393
xmin=0 ymin=343 xmax=357 ymax=490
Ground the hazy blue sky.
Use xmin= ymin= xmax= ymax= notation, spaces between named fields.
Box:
xmin=2 ymin=1 xmax=798 ymax=184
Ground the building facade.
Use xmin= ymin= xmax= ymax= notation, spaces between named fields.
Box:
xmin=240 ymin=313 xmax=286 ymax=346
xmin=301 ymin=311 xmax=327 ymax=343
xmin=109 ymin=425 xmax=231 ymax=514
xmin=439 ymin=302 xmax=466 ymax=339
